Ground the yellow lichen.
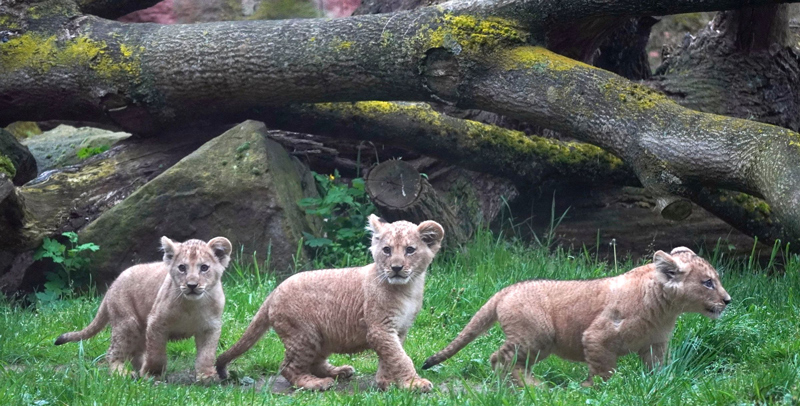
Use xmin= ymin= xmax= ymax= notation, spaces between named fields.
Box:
xmin=500 ymin=46 xmax=588 ymax=72
xmin=0 ymin=33 xmax=143 ymax=80
xmin=602 ymin=78 xmax=670 ymax=110
xmin=422 ymin=14 xmax=528 ymax=54
xmin=0 ymin=15 xmax=21 ymax=30
xmin=332 ymin=39 xmax=354 ymax=50
xmin=463 ymin=121 xmax=623 ymax=169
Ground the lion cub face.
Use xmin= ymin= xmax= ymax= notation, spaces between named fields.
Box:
xmin=161 ymin=236 xmax=233 ymax=300
xmin=367 ymin=214 xmax=444 ymax=285
xmin=655 ymin=247 xmax=731 ymax=319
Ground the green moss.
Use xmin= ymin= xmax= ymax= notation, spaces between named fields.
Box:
xmin=334 ymin=40 xmax=354 ymax=50
xmin=733 ymin=193 xmax=772 ymax=220
xmin=602 ymin=78 xmax=670 ymax=110
xmin=500 ymin=46 xmax=587 ymax=72
xmin=463 ymin=121 xmax=623 ymax=169
xmin=420 ymin=14 xmax=528 ymax=54
xmin=5 ymin=122 xmax=42 ymax=140
xmin=27 ymin=1 xmax=80 ymax=20
xmin=0 ymin=33 xmax=143 ymax=80
xmin=236 ymin=142 xmax=251 ymax=153
xmin=0 ymin=154 xmax=17 ymax=179
xmin=0 ymin=15 xmax=22 ymax=30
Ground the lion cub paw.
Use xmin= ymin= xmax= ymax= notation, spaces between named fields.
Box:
xmin=196 ymin=371 xmax=220 ymax=384
xmin=330 ymin=365 xmax=355 ymax=379
xmin=297 ymin=376 xmax=335 ymax=391
xmin=400 ymin=376 xmax=433 ymax=392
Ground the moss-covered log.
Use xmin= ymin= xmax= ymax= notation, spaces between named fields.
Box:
xmin=4 ymin=0 xmax=800 ymax=242
xmin=265 ymin=102 xmax=633 ymax=186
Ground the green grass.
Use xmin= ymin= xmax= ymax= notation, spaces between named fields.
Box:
xmin=2 ymin=230 xmax=800 ymax=405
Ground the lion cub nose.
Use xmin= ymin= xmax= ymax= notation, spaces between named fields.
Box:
xmin=391 ymin=265 xmax=403 ymax=273
xmin=187 ymin=282 xmax=198 ymax=291
xmin=723 ymin=297 xmax=731 ymax=305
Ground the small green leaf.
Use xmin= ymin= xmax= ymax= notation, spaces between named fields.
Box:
xmin=305 ymin=237 xmax=333 ymax=247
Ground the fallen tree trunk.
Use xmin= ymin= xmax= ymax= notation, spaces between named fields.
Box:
xmin=4 ymin=0 xmax=800 ymax=243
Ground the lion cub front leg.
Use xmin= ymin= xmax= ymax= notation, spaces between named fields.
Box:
xmin=194 ymin=328 xmax=222 ymax=383
xmin=581 ymin=331 xmax=618 ymax=387
xmin=140 ymin=319 xmax=169 ymax=378
xmin=367 ymin=328 xmax=432 ymax=392
xmin=638 ymin=342 xmax=667 ymax=371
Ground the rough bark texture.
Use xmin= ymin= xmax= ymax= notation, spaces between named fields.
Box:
xmin=366 ymin=159 xmax=470 ymax=246
xmin=4 ymin=0 xmax=800 ymax=245
xmin=652 ymin=5 xmax=800 ymax=132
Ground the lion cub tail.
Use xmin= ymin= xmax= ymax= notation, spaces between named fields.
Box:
xmin=215 ymin=296 xmax=273 ymax=379
xmin=422 ymin=294 xmax=501 ymax=369
xmin=54 ymin=300 xmax=109 ymax=345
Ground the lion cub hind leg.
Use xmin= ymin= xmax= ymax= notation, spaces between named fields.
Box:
xmin=489 ymin=341 xmax=550 ymax=387
xmin=106 ymin=318 xmax=144 ymax=376
xmin=281 ymin=356 xmax=335 ymax=391
xmin=277 ymin=333 xmax=335 ymax=391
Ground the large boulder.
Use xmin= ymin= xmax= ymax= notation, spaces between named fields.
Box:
xmin=79 ymin=121 xmax=319 ymax=285
xmin=0 ymin=128 xmax=37 ymax=185
xmin=21 ymin=124 xmax=131 ymax=173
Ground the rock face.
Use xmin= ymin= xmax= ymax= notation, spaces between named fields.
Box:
xmin=21 ymin=125 xmax=131 ymax=173
xmin=0 ymin=128 xmax=37 ymax=185
xmin=79 ymin=121 xmax=318 ymax=285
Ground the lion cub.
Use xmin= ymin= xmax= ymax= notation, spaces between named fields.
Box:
xmin=423 ymin=247 xmax=731 ymax=386
xmin=55 ymin=236 xmax=233 ymax=382
xmin=215 ymin=214 xmax=444 ymax=392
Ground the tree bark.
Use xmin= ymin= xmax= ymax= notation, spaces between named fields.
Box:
xmin=4 ymin=0 xmax=800 ymax=242
xmin=366 ymin=159 xmax=470 ymax=245
xmin=652 ymin=5 xmax=800 ymax=132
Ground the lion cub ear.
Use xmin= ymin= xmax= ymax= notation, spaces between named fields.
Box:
xmin=417 ymin=220 xmax=445 ymax=254
xmin=207 ymin=237 xmax=233 ymax=268
xmin=161 ymin=236 xmax=178 ymax=262
xmin=366 ymin=214 xmax=388 ymax=239
xmin=654 ymin=250 xmax=685 ymax=281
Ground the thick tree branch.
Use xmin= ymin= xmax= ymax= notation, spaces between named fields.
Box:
xmin=3 ymin=0 xmax=800 ymax=242
xmin=264 ymin=102 xmax=633 ymax=186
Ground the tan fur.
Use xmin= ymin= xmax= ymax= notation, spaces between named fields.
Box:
xmin=215 ymin=214 xmax=444 ymax=392
xmin=423 ymin=247 xmax=731 ymax=387
xmin=55 ymin=236 xmax=233 ymax=382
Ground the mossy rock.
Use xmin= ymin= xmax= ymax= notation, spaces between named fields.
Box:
xmin=79 ymin=120 xmax=316 ymax=284
xmin=20 ymin=124 xmax=131 ymax=172
xmin=4 ymin=121 xmax=42 ymax=140
xmin=0 ymin=128 xmax=37 ymax=185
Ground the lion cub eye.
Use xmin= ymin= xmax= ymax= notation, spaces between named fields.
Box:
xmin=200 ymin=264 xmax=209 ymax=272
xmin=702 ymin=279 xmax=714 ymax=289
xmin=178 ymin=264 xmax=187 ymax=273
xmin=405 ymin=246 xmax=416 ymax=255
xmin=382 ymin=246 xmax=391 ymax=255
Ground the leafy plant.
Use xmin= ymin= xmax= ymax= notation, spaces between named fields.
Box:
xmin=298 ymin=170 xmax=376 ymax=266
xmin=76 ymin=145 xmax=110 ymax=160
xmin=33 ymin=232 xmax=99 ymax=304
